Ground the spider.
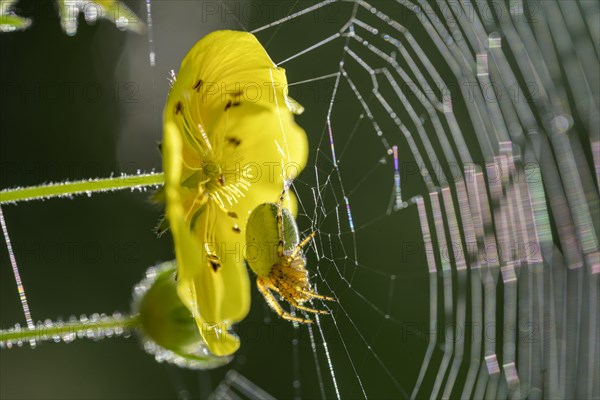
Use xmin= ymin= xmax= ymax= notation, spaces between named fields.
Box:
xmin=245 ymin=188 xmax=335 ymax=323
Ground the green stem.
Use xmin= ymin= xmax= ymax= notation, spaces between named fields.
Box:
xmin=1 ymin=314 xmax=140 ymax=347
xmin=0 ymin=172 xmax=164 ymax=204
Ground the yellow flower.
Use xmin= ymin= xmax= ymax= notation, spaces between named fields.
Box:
xmin=162 ymin=30 xmax=308 ymax=356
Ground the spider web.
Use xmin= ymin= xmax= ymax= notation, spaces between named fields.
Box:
xmin=1 ymin=0 xmax=599 ymax=399
xmin=239 ymin=1 xmax=598 ymax=399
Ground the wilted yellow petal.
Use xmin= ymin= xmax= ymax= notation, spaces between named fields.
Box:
xmin=163 ymin=121 xmax=240 ymax=356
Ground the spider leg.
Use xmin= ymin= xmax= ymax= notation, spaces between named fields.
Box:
xmin=257 ymin=277 xmax=313 ymax=324
xmin=276 ymin=186 xmax=287 ymax=208
xmin=193 ymin=206 xmax=221 ymax=271
xmin=289 ymin=299 xmax=330 ymax=315
xmin=272 ymin=275 xmax=330 ymax=316
xmin=287 ymin=231 xmax=317 ymax=261
xmin=276 ymin=187 xmax=288 ymax=258
xmin=299 ymin=288 xmax=336 ymax=302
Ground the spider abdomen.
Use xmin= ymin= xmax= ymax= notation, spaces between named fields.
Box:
xmin=245 ymin=202 xmax=299 ymax=277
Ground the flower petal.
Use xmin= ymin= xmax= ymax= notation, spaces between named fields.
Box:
xmin=163 ymin=121 xmax=241 ymax=356
xmin=166 ymin=30 xmax=293 ymax=135
xmin=212 ymin=103 xmax=309 ymax=189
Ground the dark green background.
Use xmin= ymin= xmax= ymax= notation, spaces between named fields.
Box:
xmin=0 ymin=1 xmax=472 ymax=398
